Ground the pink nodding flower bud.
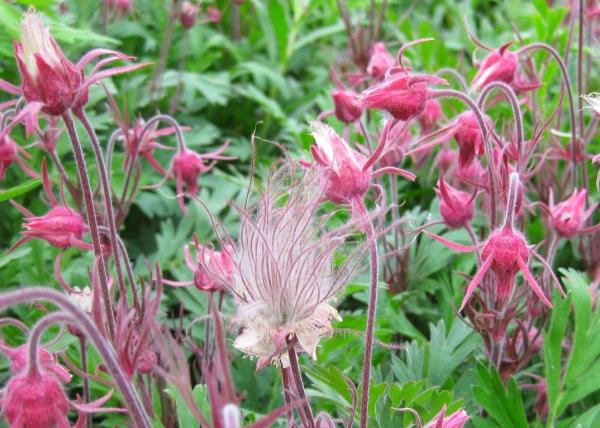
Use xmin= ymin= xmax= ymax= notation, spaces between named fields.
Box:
xmin=172 ymin=149 xmax=208 ymax=197
xmin=379 ymin=122 xmax=411 ymax=167
xmin=205 ymin=6 xmax=222 ymax=23
xmin=109 ymin=0 xmax=134 ymax=15
xmin=435 ymin=177 xmax=475 ymax=228
xmin=367 ymin=42 xmax=395 ymax=81
xmin=331 ymin=89 xmax=363 ymax=123
xmin=550 ymin=188 xmax=599 ymax=238
xmin=15 ymin=11 xmax=85 ymax=116
xmin=135 ymin=349 xmax=158 ymax=374
xmin=18 ymin=206 xmax=88 ymax=250
xmin=180 ymin=2 xmax=200 ymax=28
xmin=3 ymin=370 xmax=70 ymax=428
xmin=425 ymin=407 xmax=469 ymax=428
xmin=361 ymin=73 xmax=446 ymax=121
xmin=454 ymin=111 xmax=491 ymax=168
xmin=308 ymin=121 xmax=372 ymax=205
xmin=0 ymin=136 xmax=17 ymax=180
xmin=191 ymin=244 xmax=234 ymax=292
xmin=1 ymin=344 xmax=72 ymax=384
xmin=472 ymin=43 xmax=517 ymax=89
xmin=417 ymin=98 xmax=442 ymax=133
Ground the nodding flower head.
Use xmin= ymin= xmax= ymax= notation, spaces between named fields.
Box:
xmin=361 ymin=73 xmax=445 ymax=121
xmin=367 ymin=42 xmax=395 ymax=81
xmin=454 ymin=111 xmax=491 ymax=168
xmin=472 ymin=43 xmax=517 ymax=89
xmin=427 ymin=173 xmax=561 ymax=311
xmin=205 ymin=6 xmax=222 ymax=23
xmin=180 ymin=1 xmax=200 ymax=28
xmin=417 ymin=98 xmax=443 ymax=133
xmin=171 ymin=141 xmax=234 ymax=211
xmin=331 ymin=89 xmax=363 ymax=123
xmin=187 ymin=240 xmax=234 ymax=292
xmin=15 ymin=10 xmax=83 ymax=116
xmin=0 ymin=135 xmax=18 ymax=180
xmin=550 ymin=188 xmax=600 ymax=238
xmin=307 ymin=121 xmax=371 ymax=205
xmin=424 ymin=407 xmax=469 ymax=428
xmin=224 ymin=165 xmax=363 ymax=369
xmin=0 ymin=342 xmax=71 ymax=384
xmin=2 ymin=370 xmax=70 ymax=428
xmin=435 ymin=177 xmax=476 ymax=228
xmin=109 ymin=0 xmax=134 ymax=15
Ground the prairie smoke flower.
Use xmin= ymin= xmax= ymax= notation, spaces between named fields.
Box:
xmin=0 ymin=342 xmax=71 ymax=384
xmin=305 ymin=121 xmax=415 ymax=222
xmin=223 ymin=166 xmax=363 ymax=369
xmin=361 ymin=73 xmax=446 ymax=121
xmin=2 ymin=370 xmax=70 ymax=428
xmin=331 ymin=89 xmax=363 ymax=123
xmin=472 ymin=43 xmax=518 ymax=89
xmin=180 ymin=2 xmax=200 ymax=28
xmin=435 ymin=177 xmax=476 ymax=229
xmin=424 ymin=407 xmax=469 ymax=428
xmin=548 ymin=189 xmax=600 ymax=238
xmin=454 ymin=111 xmax=491 ymax=168
xmin=10 ymin=160 xmax=91 ymax=251
xmin=205 ymin=7 xmax=222 ymax=23
xmin=417 ymin=98 xmax=443 ymax=134
xmin=171 ymin=141 xmax=235 ymax=211
xmin=367 ymin=42 xmax=395 ymax=80
xmin=426 ymin=173 xmax=562 ymax=310
xmin=0 ymin=9 xmax=146 ymax=132
xmin=165 ymin=239 xmax=233 ymax=292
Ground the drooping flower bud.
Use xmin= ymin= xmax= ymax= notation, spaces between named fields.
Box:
xmin=0 ymin=135 xmax=17 ymax=180
xmin=367 ymin=42 xmax=395 ymax=80
xmin=135 ymin=348 xmax=158 ymax=374
xmin=0 ymin=343 xmax=72 ymax=384
xmin=15 ymin=205 xmax=89 ymax=250
xmin=205 ymin=6 xmax=222 ymax=23
xmin=550 ymin=188 xmax=599 ymax=238
xmin=331 ymin=89 xmax=363 ymax=123
xmin=361 ymin=73 xmax=446 ymax=121
xmin=2 ymin=370 xmax=70 ymax=428
xmin=435 ymin=177 xmax=475 ymax=228
xmin=417 ymin=99 xmax=442 ymax=133
xmin=192 ymin=245 xmax=233 ymax=292
xmin=308 ymin=121 xmax=372 ymax=204
xmin=424 ymin=407 xmax=469 ymax=428
xmin=172 ymin=149 xmax=209 ymax=198
xmin=179 ymin=1 xmax=200 ymax=28
xmin=15 ymin=10 xmax=84 ymax=116
xmin=472 ymin=43 xmax=517 ymax=89
xmin=379 ymin=122 xmax=411 ymax=167
xmin=454 ymin=111 xmax=491 ymax=168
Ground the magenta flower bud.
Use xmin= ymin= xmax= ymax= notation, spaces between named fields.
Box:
xmin=20 ymin=206 xmax=88 ymax=249
xmin=550 ymin=188 xmax=598 ymax=238
xmin=362 ymin=73 xmax=446 ymax=121
xmin=435 ymin=177 xmax=475 ymax=228
xmin=417 ymin=98 xmax=442 ymax=133
xmin=172 ymin=149 xmax=206 ymax=197
xmin=379 ymin=122 xmax=411 ymax=167
xmin=472 ymin=43 xmax=517 ymax=89
xmin=1 ymin=344 xmax=72 ymax=384
xmin=192 ymin=245 xmax=233 ymax=292
xmin=367 ymin=42 xmax=395 ymax=80
xmin=0 ymin=136 xmax=17 ymax=180
xmin=454 ymin=111 xmax=491 ymax=168
xmin=3 ymin=370 xmax=70 ymax=428
xmin=135 ymin=349 xmax=157 ymax=374
xmin=14 ymin=11 xmax=85 ymax=116
xmin=425 ymin=407 xmax=469 ymax=428
xmin=308 ymin=121 xmax=371 ymax=205
xmin=179 ymin=1 xmax=200 ymax=28
xmin=332 ymin=89 xmax=363 ymax=123
xmin=109 ymin=0 xmax=134 ymax=15
xmin=205 ymin=6 xmax=222 ymax=23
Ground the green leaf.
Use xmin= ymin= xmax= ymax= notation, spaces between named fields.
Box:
xmin=0 ymin=178 xmax=42 ymax=202
xmin=268 ymin=0 xmax=289 ymax=65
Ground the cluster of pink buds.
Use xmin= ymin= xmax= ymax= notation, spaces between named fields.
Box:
xmin=546 ymin=188 xmax=600 ymax=238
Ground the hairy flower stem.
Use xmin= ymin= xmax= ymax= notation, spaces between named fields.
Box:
xmin=80 ymin=336 xmax=91 ymax=428
xmin=76 ymin=109 xmax=127 ymax=299
xmin=1 ymin=287 xmax=152 ymax=428
xmin=355 ymin=197 xmax=378 ymax=428
xmin=62 ymin=111 xmax=116 ymax=340
xmin=138 ymin=114 xmax=187 ymax=152
xmin=209 ymin=293 xmax=236 ymax=402
xmin=476 ymin=82 xmax=524 ymax=171
xmin=516 ymin=43 xmax=580 ymax=188
xmin=280 ymin=367 xmax=295 ymax=426
xmin=286 ymin=337 xmax=315 ymax=428
xmin=431 ymin=89 xmax=498 ymax=228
